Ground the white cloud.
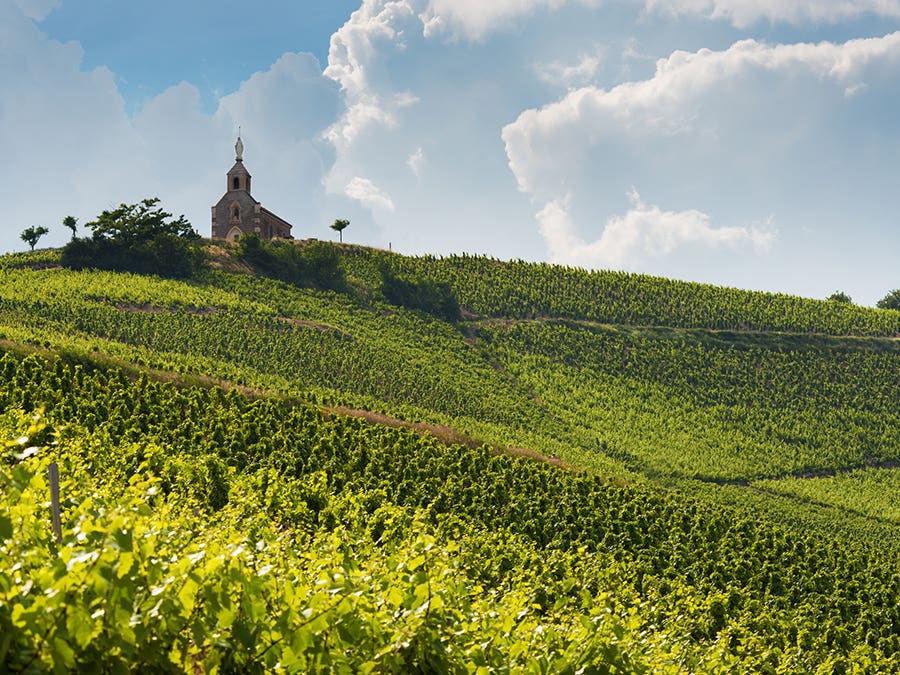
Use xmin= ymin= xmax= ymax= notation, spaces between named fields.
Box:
xmin=324 ymin=100 xmax=396 ymax=149
xmin=321 ymin=0 xmax=546 ymax=254
xmin=407 ymin=147 xmax=425 ymax=177
xmin=0 ymin=1 xmax=344 ymax=250
xmin=345 ymin=176 xmax=396 ymax=211
xmin=324 ymin=0 xmax=418 ymax=169
xmin=12 ymin=0 xmax=58 ymax=20
xmin=324 ymin=0 xmax=416 ymax=152
xmin=395 ymin=90 xmax=421 ymax=107
xmin=419 ymin=0 xmax=900 ymax=40
xmin=0 ymin=1 xmax=142 ymax=248
xmin=322 ymin=0 xmax=900 ymax=288
xmin=537 ymin=190 xmax=774 ymax=268
xmin=9 ymin=0 xmax=896 ymax=303
xmin=535 ymin=51 xmax=603 ymax=88
xmin=504 ymin=32 xmax=900 ymax=198
xmin=644 ymin=0 xmax=900 ymax=28
xmin=421 ymin=0 xmax=575 ymax=40
xmin=502 ymin=31 xmax=900 ymax=281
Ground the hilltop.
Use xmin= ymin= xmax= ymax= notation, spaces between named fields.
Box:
xmin=1 ymin=241 xmax=899 ymax=672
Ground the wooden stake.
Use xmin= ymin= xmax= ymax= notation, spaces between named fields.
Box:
xmin=48 ymin=463 xmax=62 ymax=544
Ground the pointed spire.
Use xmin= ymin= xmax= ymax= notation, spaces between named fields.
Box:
xmin=235 ymin=128 xmax=244 ymax=162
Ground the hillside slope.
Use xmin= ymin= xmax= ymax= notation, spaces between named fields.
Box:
xmin=1 ymin=244 xmax=899 ymax=671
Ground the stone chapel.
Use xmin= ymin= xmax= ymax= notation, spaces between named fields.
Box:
xmin=211 ymin=136 xmax=293 ymax=241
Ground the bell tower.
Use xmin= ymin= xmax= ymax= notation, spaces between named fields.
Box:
xmin=226 ymin=134 xmax=251 ymax=194
xmin=212 ymin=133 xmax=293 ymax=241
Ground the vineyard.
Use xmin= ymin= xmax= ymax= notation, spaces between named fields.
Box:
xmin=1 ymin=244 xmax=899 ymax=672
xmin=341 ymin=250 xmax=900 ymax=337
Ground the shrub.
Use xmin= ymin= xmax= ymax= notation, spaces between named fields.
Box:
xmin=61 ymin=198 xmax=203 ymax=279
xmin=237 ymin=234 xmax=345 ymax=291
xmin=380 ymin=264 xmax=460 ymax=321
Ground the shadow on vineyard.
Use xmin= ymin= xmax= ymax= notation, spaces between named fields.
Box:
xmin=1 ymin=244 xmax=899 ymax=672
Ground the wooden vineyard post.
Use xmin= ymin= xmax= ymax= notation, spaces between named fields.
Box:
xmin=48 ymin=462 xmax=62 ymax=544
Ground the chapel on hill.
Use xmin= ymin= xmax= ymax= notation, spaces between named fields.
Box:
xmin=211 ymin=136 xmax=293 ymax=241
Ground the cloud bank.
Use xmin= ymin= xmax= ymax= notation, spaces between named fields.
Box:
xmin=537 ymin=190 xmax=774 ymax=269
xmin=644 ymin=0 xmax=900 ymax=28
xmin=4 ymin=0 xmax=900 ymax=304
xmin=503 ymin=31 xmax=900 ymax=271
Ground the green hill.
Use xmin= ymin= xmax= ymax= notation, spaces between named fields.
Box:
xmin=1 ymin=243 xmax=898 ymax=672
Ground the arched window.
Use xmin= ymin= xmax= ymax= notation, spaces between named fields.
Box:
xmin=229 ymin=201 xmax=241 ymax=223
xmin=233 ymin=176 xmax=240 ymax=190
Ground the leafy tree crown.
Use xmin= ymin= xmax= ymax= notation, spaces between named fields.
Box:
xmin=87 ymin=198 xmax=198 ymax=242
xmin=827 ymin=291 xmax=852 ymax=304
xmin=877 ymin=289 xmax=900 ymax=311
xmin=20 ymin=226 xmax=49 ymax=251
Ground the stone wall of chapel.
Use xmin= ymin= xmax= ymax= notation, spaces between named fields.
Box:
xmin=211 ymin=191 xmax=258 ymax=240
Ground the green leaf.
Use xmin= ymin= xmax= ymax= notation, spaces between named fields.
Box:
xmin=52 ymin=637 xmax=76 ymax=670
xmin=67 ymin=604 xmax=100 ymax=649
xmin=217 ymin=605 xmax=236 ymax=629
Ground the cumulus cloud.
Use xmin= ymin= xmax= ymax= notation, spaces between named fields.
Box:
xmin=324 ymin=0 xmax=415 ymax=151
xmin=322 ymin=0 xmax=900 ymax=285
xmin=321 ymin=0 xmax=546 ymax=253
xmin=537 ymin=190 xmax=774 ymax=268
xmin=344 ymin=176 xmax=396 ymax=211
xmin=502 ymin=31 xmax=900 ymax=280
xmin=505 ymin=32 xmax=900 ymax=197
xmin=0 ymin=1 xmax=142 ymax=249
xmin=420 ymin=0 xmax=900 ymax=39
xmin=322 ymin=0 xmax=419 ymax=212
xmin=644 ymin=0 xmax=900 ymax=28
xmin=420 ymin=0 xmax=583 ymax=40
xmin=0 ymin=1 xmax=344 ymax=251
xmin=10 ymin=0 xmax=897 ymax=302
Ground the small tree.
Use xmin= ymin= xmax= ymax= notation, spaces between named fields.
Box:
xmin=877 ymin=289 xmax=900 ymax=311
xmin=87 ymin=198 xmax=196 ymax=242
xmin=330 ymin=218 xmax=349 ymax=243
xmin=20 ymin=226 xmax=49 ymax=251
xmin=827 ymin=291 xmax=852 ymax=304
xmin=62 ymin=215 xmax=78 ymax=240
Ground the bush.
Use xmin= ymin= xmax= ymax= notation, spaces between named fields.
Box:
xmin=61 ymin=199 xmax=203 ymax=279
xmin=237 ymin=234 xmax=345 ymax=291
xmin=380 ymin=264 xmax=459 ymax=322
xmin=877 ymin=289 xmax=900 ymax=311
xmin=827 ymin=291 xmax=852 ymax=304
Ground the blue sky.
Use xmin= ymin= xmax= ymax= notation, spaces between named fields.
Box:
xmin=38 ymin=1 xmax=360 ymax=113
xmin=3 ymin=0 xmax=900 ymax=306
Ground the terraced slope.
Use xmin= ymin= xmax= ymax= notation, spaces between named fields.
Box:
xmin=2 ymin=352 xmax=898 ymax=672
xmin=1 ymin=244 xmax=898 ymax=671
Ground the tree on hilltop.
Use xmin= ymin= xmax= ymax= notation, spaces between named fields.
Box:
xmin=62 ymin=215 xmax=78 ymax=240
xmin=20 ymin=226 xmax=49 ymax=251
xmin=330 ymin=218 xmax=349 ymax=243
xmin=827 ymin=291 xmax=852 ymax=304
xmin=877 ymin=289 xmax=900 ymax=311
xmin=60 ymin=198 xmax=203 ymax=278
xmin=87 ymin=198 xmax=197 ymax=242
